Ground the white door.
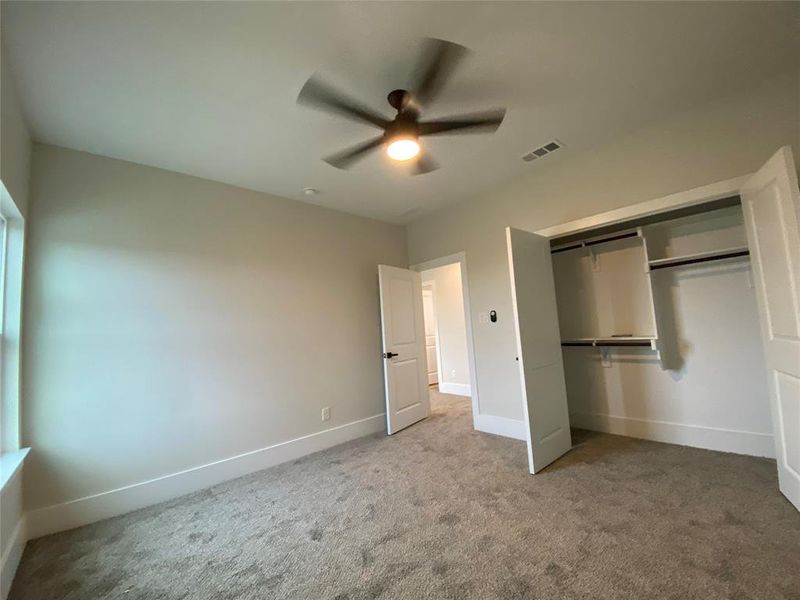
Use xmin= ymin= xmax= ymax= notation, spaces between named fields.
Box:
xmin=378 ymin=265 xmax=430 ymax=434
xmin=422 ymin=288 xmax=439 ymax=385
xmin=506 ymin=227 xmax=572 ymax=473
xmin=740 ymin=146 xmax=800 ymax=511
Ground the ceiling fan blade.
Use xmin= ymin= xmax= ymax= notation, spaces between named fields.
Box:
xmin=418 ymin=109 xmax=506 ymax=136
xmin=408 ymin=38 xmax=469 ymax=108
xmin=298 ymin=76 xmax=390 ymax=129
xmin=323 ymin=136 xmax=385 ymax=170
xmin=412 ymin=153 xmax=439 ymax=176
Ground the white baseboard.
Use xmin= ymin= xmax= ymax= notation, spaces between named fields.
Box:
xmin=570 ymin=411 xmax=775 ymax=458
xmin=474 ymin=413 xmax=527 ymax=441
xmin=27 ymin=413 xmax=386 ymax=540
xmin=438 ymin=382 xmax=471 ymax=397
xmin=0 ymin=513 xmax=26 ymax=600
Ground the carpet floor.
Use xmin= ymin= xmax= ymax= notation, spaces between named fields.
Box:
xmin=10 ymin=389 xmax=800 ymax=600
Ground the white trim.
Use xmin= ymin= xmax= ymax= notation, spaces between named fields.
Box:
xmin=536 ymin=175 xmax=750 ymax=239
xmin=570 ymin=411 xmax=774 ymax=458
xmin=437 ymin=382 xmax=472 ymax=397
xmin=411 ymin=252 xmax=480 ymax=432
xmin=0 ymin=182 xmax=26 ymax=455
xmin=0 ymin=513 xmax=26 ymax=600
xmin=26 ymin=413 xmax=385 ymax=539
xmin=474 ymin=414 xmax=527 ymax=441
xmin=0 ymin=448 xmax=28 ymax=492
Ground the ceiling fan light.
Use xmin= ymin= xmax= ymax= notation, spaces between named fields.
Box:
xmin=386 ymin=137 xmax=420 ymax=161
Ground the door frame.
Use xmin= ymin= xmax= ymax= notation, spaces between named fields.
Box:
xmin=421 ymin=281 xmax=444 ymax=387
xmin=535 ymin=175 xmax=750 ymax=239
xmin=410 ymin=252 xmax=480 ymax=431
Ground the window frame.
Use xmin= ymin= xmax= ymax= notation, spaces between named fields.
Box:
xmin=0 ymin=181 xmax=25 ymax=457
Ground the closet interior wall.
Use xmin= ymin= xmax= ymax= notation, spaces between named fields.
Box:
xmin=551 ymin=201 xmax=774 ymax=457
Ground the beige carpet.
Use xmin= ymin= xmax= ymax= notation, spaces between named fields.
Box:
xmin=10 ymin=389 xmax=800 ymax=599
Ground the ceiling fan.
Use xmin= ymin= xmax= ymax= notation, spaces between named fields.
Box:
xmin=297 ymin=38 xmax=506 ymax=175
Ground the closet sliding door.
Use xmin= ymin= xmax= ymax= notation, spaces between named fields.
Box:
xmin=740 ymin=146 xmax=800 ymax=512
xmin=506 ymin=227 xmax=572 ymax=474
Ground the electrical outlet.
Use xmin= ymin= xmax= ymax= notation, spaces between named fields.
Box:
xmin=478 ymin=312 xmax=489 ymax=323
xmin=321 ymin=407 xmax=331 ymax=421
xmin=451 ymin=370 xmax=457 ymax=378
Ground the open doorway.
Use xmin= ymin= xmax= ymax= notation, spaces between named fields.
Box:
xmin=412 ymin=253 xmax=479 ymax=430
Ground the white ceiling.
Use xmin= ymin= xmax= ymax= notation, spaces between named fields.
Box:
xmin=2 ymin=2 xmax=798 ymax=223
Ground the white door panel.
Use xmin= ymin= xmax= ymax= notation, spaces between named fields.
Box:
xmin=506 ymin=227 xmax=572 ymax=473
xmin=389 ymin=278 xmax=417 ymax=344
xmin=425 ymin=345 xmax=437 ymax=364
xmin=740 ymin=146 xmax=800 ymax=511
xmin=775 ymin=372 xmax=799 ymax=478
xmin=422 ymin=289 xmax=439 ymax=385
xmin=379 ymin=265 xmax=430 ymax=434
xmin=392 ymin=358 xmax=424 ymax=411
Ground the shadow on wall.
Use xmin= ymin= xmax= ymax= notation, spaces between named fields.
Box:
xmin=650 ymin=261 xmax=756 ymax=375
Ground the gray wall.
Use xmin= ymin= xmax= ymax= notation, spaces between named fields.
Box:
xmin=407 ymin=70 xmax=800 ymax=423
xmin=23 ymin=145 xmax=407 ymax=510
xmin=0 ymin=45 xmax=31 ymax=218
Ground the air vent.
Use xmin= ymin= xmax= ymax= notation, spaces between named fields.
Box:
xmin=522 ymin=140 xmax=563 ymax=162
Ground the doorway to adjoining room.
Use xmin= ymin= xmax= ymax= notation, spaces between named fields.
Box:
xmin=415 ymin=254 xmax=477 ymax=427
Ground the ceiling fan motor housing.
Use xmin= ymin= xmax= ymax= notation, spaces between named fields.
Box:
xmin=386 ymin=112 xmax=419 ymax=141
xmin=387 ymin=89 xmax=411 ymax=111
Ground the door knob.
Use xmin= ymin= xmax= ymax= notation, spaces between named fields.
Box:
xmin=383 ymin=352 xmax=398 ymax=358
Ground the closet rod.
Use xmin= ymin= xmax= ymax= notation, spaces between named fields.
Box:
xmin=561 ymin=341 xmax=653 ymax=347
xmin=561 ymin=337 xmax=655 ymax=347
xmin=551 ymin=230 xmax=639 ymax=254
xmin=649 ymin=248 xmax=750 ymax=270
xmin=594 ymin=340 xmax=652 ymax=347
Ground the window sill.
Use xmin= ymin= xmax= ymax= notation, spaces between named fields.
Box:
xmin=0 ymin=448 xmax=30 ymax=491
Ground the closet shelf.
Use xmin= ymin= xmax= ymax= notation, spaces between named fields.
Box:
xmin=551 ymin=229 xmax=639 ymax=254
xmin=561 ymin=336 xmax=656 ymax=348
xmin=648 ymin=246 xmax=749 ymax=271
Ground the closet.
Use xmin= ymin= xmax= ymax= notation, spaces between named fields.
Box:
xmin=550 ymin=198 xmax=771 ymax=456
xmin=506 ymin=146 xmax=800 ymax=512
xmin=551 ymin=197 xmax=752 ymax=357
